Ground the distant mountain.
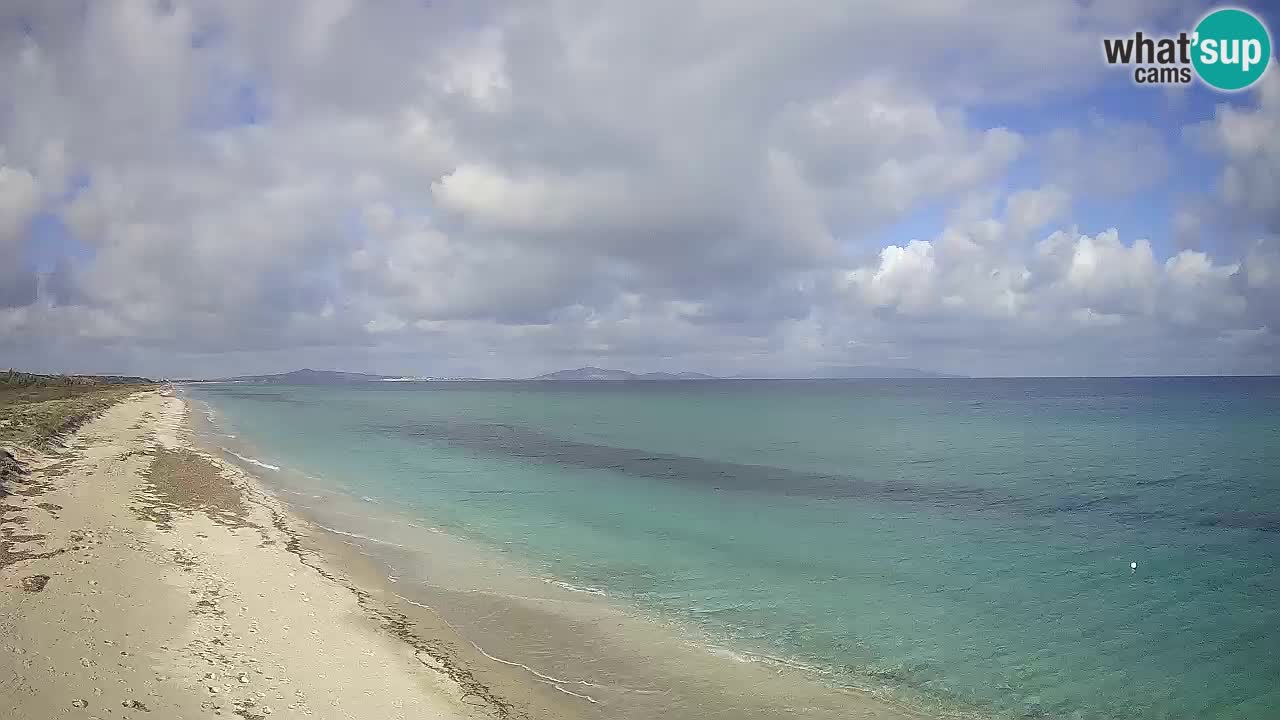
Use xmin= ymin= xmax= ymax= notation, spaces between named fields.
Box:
xmin=738 ymin=366 xmax=964 ymax=379
xmin=815 ymin=366 xmax=964 ymax=379
xmin=190 ymin=365 xmax=957 ymax=384
xmin=533 ymin=367 xmax=717 ymax=381
xmin=531 ymin=366 xmax=960 ymax=381
xmin=205 ymin=369 xmax=397 ymax=385
xmin=636 ymin=371 xmax=718 ymax=380
xmin=533 ymin=367 xmax=636 ymax=381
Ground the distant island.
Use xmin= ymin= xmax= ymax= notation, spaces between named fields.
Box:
xmin=741 ymin=366 xmax=966 ymax=380
xmin=180 ymin=366 xmax=963 ymax=384
xmin=531 ymin=366 xmax=963 ymax=380
xmin=532 ymin=367 xmax=717 ymax=381
xmin=192 ymin=369 xmax=407 ymax=385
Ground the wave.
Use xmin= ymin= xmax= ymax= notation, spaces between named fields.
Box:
xmin=706 ymin=646 xmax=752 ymax=663
xmin=687 ymin=601 xmax=751 ymax=616
xmin=542 ymin=578 xmax=607 ymax=597
xmin=219 ymin=448 xmax=281 ymax=471
xmin=272 ymin=486 xmax=329 ymax=500
xmin=703 ymin=644 xmax=832 ymax=677
xmin=312 ymin=523 xmax=409 ymax=549
xmin=746 ymin=652 xmax=833 ymax=677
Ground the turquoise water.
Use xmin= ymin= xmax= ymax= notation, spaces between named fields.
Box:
xmin=188 ymin=378 xmax=1280 ymax=719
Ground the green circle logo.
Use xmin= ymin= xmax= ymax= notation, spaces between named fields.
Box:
xmin=1192 ymin=8 xmax=1271 ymax=91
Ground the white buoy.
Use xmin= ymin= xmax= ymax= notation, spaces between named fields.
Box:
xmin=1131 ymin=561 xmax=1138 ymax=572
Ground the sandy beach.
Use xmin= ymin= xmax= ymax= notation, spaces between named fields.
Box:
xmin=0 ymin=389 xmax=538 ymax=720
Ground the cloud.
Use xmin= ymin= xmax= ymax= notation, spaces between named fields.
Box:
xmin=0 ymin=164 xmax=41 ymax=308
xmin=1193 ymin=72 xmax=1280 ymax=233
xmin=0 ymin=0 xmax=1276 ymax=377
xmin=1005 ymin=186 xmax=1070 ymax=238
xmin=831 ymin=187 xmax=1276 ymax=375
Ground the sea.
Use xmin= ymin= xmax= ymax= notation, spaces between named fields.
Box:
xmin=183 ymin=377 xmax=1280 ymax=720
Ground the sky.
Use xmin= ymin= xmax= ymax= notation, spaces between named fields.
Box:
xmin=2 ymin=0 xmax=1279 ymax=379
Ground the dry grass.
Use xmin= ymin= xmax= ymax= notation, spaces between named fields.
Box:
xmin=0 ymin=384 xmax=150 ymax=449
xmin=2 ymin=381 xmax=152 ymax=567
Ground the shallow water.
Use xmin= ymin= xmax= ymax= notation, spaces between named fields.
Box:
xmin=187 ymin=378 xmax=1280 ymax=719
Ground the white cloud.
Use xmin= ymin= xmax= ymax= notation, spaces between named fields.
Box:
xmin=845 ymin=240 xmax=939 ymax=314
xmin=778 ymin=78 xmax=1025 ymax=226
xmin=1006 ymin=186 xmax=1069 ymax=238
xmin=1194 ymin=72 xmax=1280 ymax=232
xmin=431 ymin=164 xmax=629 ymax=233
xmin=1038 ymin=230 xmax=1161 ymax=317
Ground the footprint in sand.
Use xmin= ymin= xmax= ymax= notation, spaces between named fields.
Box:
xmin=19 ymin=574 xmax=49 ymax=592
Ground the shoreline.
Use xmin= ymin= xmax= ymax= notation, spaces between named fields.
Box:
xmin=0 ymin=390 xmax=551 ymax=719
xmin=187 ymin=392 xmax=940 ymax=720
xmin=3 ymin=389 xmax=937 ymax=720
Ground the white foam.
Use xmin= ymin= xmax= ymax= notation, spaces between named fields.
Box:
xmin=707 ymin=647 xmax=752 ymax=663
xmin=220 ymin=448 xmax=281 ymax=471
xmin=747 ymin=652 xmax=833 ymax=676
xmin=392 ymin=593 xmax=601 ymax=704
xmin=542 ymin=578 xmax=607 ymax=597
xmin=312 ymin=523 xmax=408 ymax=549
xmin=274 ymin=487 xmax=314 ymax=498
xmin=468 ymin=644 xmax=601 ymax=703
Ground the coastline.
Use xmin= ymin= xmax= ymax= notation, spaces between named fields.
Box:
xmin=2 ymin=389 xmax=934 ymax=720
xmin=0 ymin=390 xmax=552 ymax=719
xmin=188 ymin=392 xmax=940 ymax=720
